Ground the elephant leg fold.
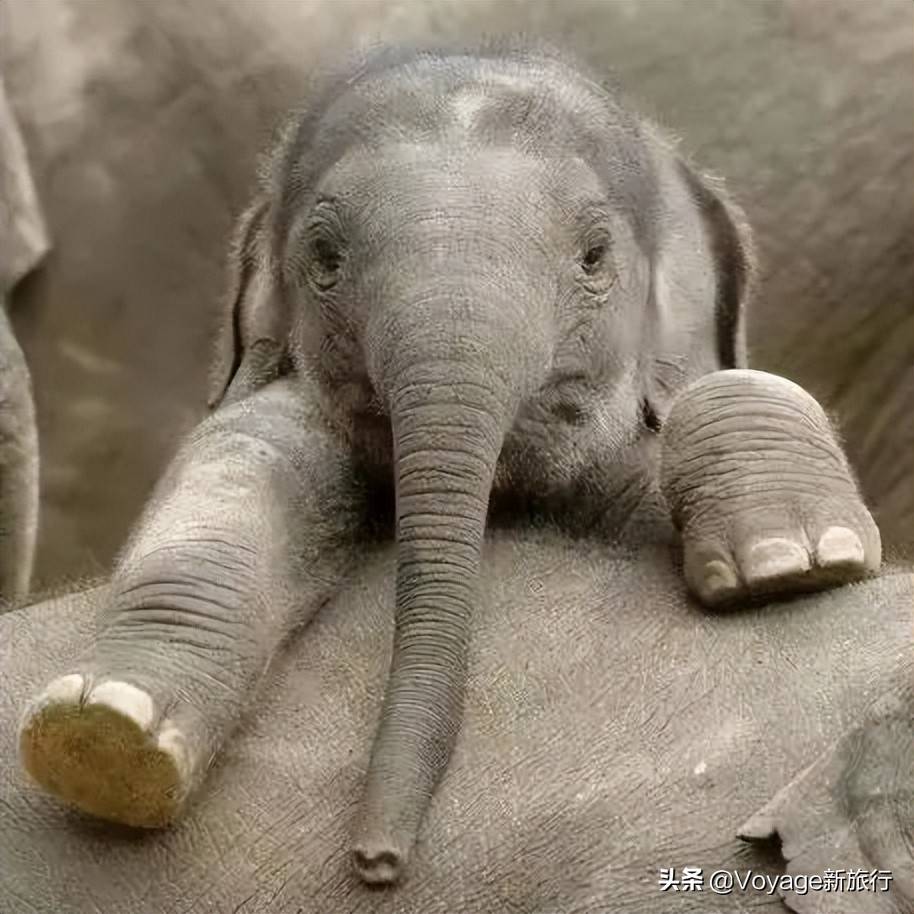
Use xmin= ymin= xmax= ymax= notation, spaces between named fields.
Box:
xmin=18 ymin=379 xmax=364 ymax=827
xmin=660 ymin=369 xmax=881 ymax=608
xmin=0 ymin=304 xmax=38 ymax=607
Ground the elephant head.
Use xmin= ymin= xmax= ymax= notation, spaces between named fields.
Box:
xmin=206 ymin=42 xmax=754 ymax=882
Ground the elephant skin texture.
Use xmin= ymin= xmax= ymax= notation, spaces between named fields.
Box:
xmin=1 ymin=0 xmax=910 ymax=595
xmin=16 ymin=361 xmax=888 ymax=890
xmin=0 ymin=2 xmax=909 ymax=909
xmin=0 ymin=74 xmax=45 ymax=606
xmin=3 ymin=529 xmax=913 ymax=914
xmin=15 ymin=40 xmax=885 ymax=887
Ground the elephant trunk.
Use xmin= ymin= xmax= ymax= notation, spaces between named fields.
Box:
xmin=353 ymin=292 xmax=541 ymax=883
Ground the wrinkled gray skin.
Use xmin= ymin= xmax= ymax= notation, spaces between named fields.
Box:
xmin=0 ymin=75 xmax=43 ymax=607
xmin=18 ymin=44 xmax=883 ymax=889
xmin=0 ymin=306 xmax=37 ymax=603
xmin=4 ymin=386 xmax=911 ymax=913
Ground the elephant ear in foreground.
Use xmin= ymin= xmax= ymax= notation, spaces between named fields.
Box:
xmin=208 ymin=197 xmax=290 ymax=409
xmin=738 ymin=673 xmax=914 ymax=913
xmin=641 ymin=136 xmax=756 ymax=425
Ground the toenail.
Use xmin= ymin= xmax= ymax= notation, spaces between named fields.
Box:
xmin=816 ymin=526 xmax=864 ymax=566
xmin=86 ymin=681 xmax=155 ymax=729
xmin=747 ymin=538 xmax=810 ymax=581
xmin=40 ymin=674 xmax=85 ymax=704
xmin=700 ymin=559 xmax=739 ymax=599
xmin=157 ymin=725 xmax=191 ymax=780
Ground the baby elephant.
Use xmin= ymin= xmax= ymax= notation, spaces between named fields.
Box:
xmin=20 ymin=41 xmax=880 ymax=886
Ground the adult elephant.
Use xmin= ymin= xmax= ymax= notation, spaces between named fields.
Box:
xmin=1 ymin=379 xmax=912 ymax=912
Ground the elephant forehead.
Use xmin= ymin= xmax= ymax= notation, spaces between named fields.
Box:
xmin=310 ymin=54 xmax=625 ymax=153
xmin=317 ymin=143 xmax=608 ymax=226
xmin=274 ymin=52 xmax=659 ymax=234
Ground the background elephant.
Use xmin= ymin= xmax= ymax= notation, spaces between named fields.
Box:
xmin=0 ymin=0 xmax=911 ymax=596
xmin=2 ymin=502 xmax=912 ymax=913
xmin=0 ymin=75 xmax=43 ymax=604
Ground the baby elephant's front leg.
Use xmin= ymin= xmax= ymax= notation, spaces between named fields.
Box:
xmin=19 ymin=380 xmax=362 ymax=826
xmin=660 ymin=369 xmax=881 ymax=608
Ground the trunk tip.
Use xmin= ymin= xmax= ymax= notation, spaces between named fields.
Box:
xmin=352 ymin=839 xmax=407 ymax=886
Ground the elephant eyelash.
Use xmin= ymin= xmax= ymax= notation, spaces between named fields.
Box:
xmin=575 ymin=233 xmax=616 ymax=296
xmin=581 ymin=243 xmax=608 ymax=273
xmin=306 ymin=238 xmax=346 ymax=291
xmin=312 ymin=237 xmax=343 ymax=273
xmin=577 ymin=222 xmax=613 ymax=274
xmin=302 ymin=206 xmax=348 ymax=291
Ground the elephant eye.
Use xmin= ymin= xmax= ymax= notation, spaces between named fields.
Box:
xmin=581 ymin=243 xmax=607 ymax=274
xmin=308 ymin=235 xmax=344 ymax=290
xmin=313 ymin=238 xmax=342 ymax=273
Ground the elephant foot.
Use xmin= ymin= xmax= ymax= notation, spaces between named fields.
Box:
xmin=661 ymin=369 xmax=882 ymax=609
xmin=682 ymin=518 xmax=879 ymax=608
xmin=19 ymin=674 xmax=196 ymax=827
xmin=16 ymin=386 xmax=356 ymax=830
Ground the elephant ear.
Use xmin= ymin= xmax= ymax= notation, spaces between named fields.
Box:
xmin=642 ymin=150 xmax=755 ymax=427
xmin=208 ymin=197 xmax=290 ymax=409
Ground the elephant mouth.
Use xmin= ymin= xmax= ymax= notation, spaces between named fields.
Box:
xmin=353 ymin=404 xmax=390 ymax=430
xmin=337 ymin=386 xmax=393 ymax=465
xmin=351 ymin=412 xmax=391 ymax=440
xmin=334 ymin=379 xmax=389 ymax=420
